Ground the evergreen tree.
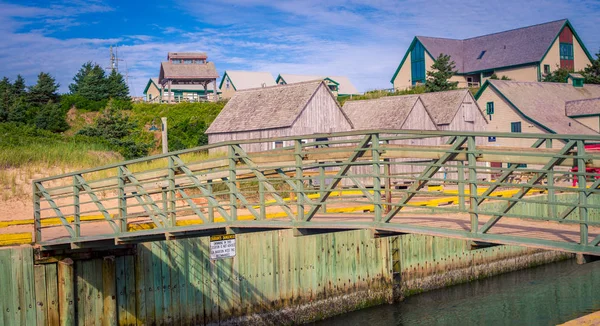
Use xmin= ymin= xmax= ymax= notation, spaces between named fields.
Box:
xmin=582 ymin=50 xmax=600 ymax=84
xmin=28 ymin=72 xmax=60 ymax=106
xmin=7 ymin=97 xmax=30 ymax=124
xmin=0 ymin=77 xmax=11 ymax=121
xmin=69 ymin=62 xmax=108 ymax=101
xmin=106 ymin=70 xmax=130 ymax=100
xmin=425 ymin=53 xmax=459 ymax=93
xmin=34 ymin=101 xmax=69 ymax=132
xmin=12 ymin=75 xmax=26 ymax=97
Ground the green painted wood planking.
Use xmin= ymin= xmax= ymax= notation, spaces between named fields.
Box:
xmin=34 ymin=265 xmax=47 ymax=326
xmin=75 ymin=260 xmax=85 ymax=326
xmin=58 ymin=259 xmax=75 ymax=326
xmin=21 ymin=248 xmax=37 ymax=326
xmin=134 ymin=244 xmax=146 ymax=326
xmin=160 ymin=241 xmax=172 ymax=325
xmin=116 ymin=256 xmax=128 ymax=326
xmin=124 ymin=255 xmax=136 ymax=325
xmin=102 ymin=257 xmax=117 ymax=326
xmin=151 ymin=241 xmax=164 ymax=324
xmin=45 ymin=263 xmax=59 ymax=326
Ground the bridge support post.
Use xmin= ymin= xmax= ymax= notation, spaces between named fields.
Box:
xmin=295 ymin=140 xmax=304 ymax=221
xmin=546 ymin=139 xmax=557 ymax=218
xmin=73 ymin=176 xmax=81 ymax=238
xmin=117 ymin=168 xmax=127 ymax=233
xmin=228 ymin=145 xmax=238 ymax=221
xmin=372 ymin=133 xmax=382 ymax=222
xmin=576 ymin=253 xmax=599 ymax=265
xmin=468 ymin=136 xmax=479 ymax=233
xmin=577 ymin=141 xmax=588 ymax=246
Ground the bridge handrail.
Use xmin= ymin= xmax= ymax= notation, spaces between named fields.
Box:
xmin=32 ymin=130 xmax=600 ymax=255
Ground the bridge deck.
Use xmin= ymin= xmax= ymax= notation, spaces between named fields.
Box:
xmin=30 ymin=129 xmax=600 ymax=255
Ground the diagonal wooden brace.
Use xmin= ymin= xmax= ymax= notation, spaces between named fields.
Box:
xmin=36 ymin=183 xmax=76 ymax=237
xmin=74 ymin=175 xmax=121 ymax=233
xmin=479 ymin=140 xmax=577 ymax=234
xmin=383 ymin=136 xmax=468 ymax=223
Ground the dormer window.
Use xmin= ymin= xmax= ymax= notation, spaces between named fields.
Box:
xmin=477 ymin=50 xmax=486 ymax=59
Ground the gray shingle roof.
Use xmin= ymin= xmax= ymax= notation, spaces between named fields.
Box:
xmin=418 ymin=89 xmax=473 ymax=125
xmin=565 ymin=98 xmax=600 ymax=117
xmin=206 ymin=80 xmax=337 ymax=134
xmin=159 ymin=61 xmax=219 ymax=81
xmin=167 ymin=52 xmax=208 ymax=59
xmin=487 ymin=80 xmax=600 ymax=134
xmin=342 ymin=96 xmax=421 ymax=130
xmin=417 ymin=19 xmax=566 ymax=74
xmin=278 ymin=74 xmax=360 ymax=95
xmin=223 ymin=71 xmax=276 ymax=90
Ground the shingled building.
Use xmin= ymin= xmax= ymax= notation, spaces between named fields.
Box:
xmin=153 ymin=52 xmax=220 ymax=102
xmin=391 ymin=19 xmax=593 ymax=90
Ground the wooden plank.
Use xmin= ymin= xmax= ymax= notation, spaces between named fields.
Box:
xmin=207 ymin=236 xmax=220 ymax=324
xmin=10 ymin=247 xmax=25 ymax=325
xmin=141 ymin=243 xmax=155 ymax=324
xmin=151 ymin=241 xmax=163 ymax=325
xmin=167 ymin=240 xmax=180 ymax=325
xmin=102 ymin=257 xmax=117 ymax=326
xmin=34 ymin=265 xmax=47 ymax=326
xmin=58 ymin=259 xmax=75 ymax=326
xmin=45 ymin=263 xmax=60 ymax=326
xmin=116 ymin=256 xmax=127 ymax=326
xmin=124 ymin=256 xmax=136 ymax=326
xmin=135 ymin=245 xmax=146 ymax=326
xmin=22 ymin=248 xmax=36 ymax=326
xmin=0 ymin=248 xmax=15 ymax=326
xmin=75 ymin=260 xmax=85 ymax=326
xmin=161 ymin=241 xmax=172 ymax=325
xmin=195 ymin=238 xmax=208 ymax=325
xmin=175 ymin=239 xmax=188 ymax=324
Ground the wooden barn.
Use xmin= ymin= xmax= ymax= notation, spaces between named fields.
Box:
xmin=206 ymin=80 xmax=353 ymax=152
xmin=419 ymin=89 xmax=487 ymax=133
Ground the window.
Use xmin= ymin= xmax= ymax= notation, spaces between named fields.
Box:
xmin=544 ymin=64 xmax=551 ymax=75
xmin=477 ymin=50 xmax=486 ymax=59
xmin=486 ymin=102 xmax=494 ymax=115
xmin=411 ymin=41 xmax=426 ymax=85
xmin=560 ymin=43 xmax=574 ymax=60
xmin=225 ymin=78 xmax=230 ymax=90
xmin=184 ymin=59 xmax=193 ymax=64
xmin=573 ymin=78 xmax=584 ymax=87
xmin=272 ymin=141 xmax=284 ymax=149
xmin=172 ymin=59 xmax=182 ymax=64
xmin=511 ymin=122 xmax=522 ymax=133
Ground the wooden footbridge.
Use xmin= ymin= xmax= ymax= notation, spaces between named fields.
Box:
xmin=33 ymin=130 xmax=600 ymax=255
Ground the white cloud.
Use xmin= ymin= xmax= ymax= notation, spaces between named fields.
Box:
xmin=0 ymin=0 xmax=599 ymax=96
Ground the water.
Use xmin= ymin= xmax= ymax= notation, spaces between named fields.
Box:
xmin=315 ymin=259 xmax=600 ymax=326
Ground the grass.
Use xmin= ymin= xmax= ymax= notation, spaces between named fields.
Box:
xmin=130 ymin=101 xmax=225 ymax=127
xmin=339 ymin=85 xmax=427 ymax=105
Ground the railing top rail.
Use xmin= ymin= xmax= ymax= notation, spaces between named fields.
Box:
xmin=33 ymin=128 xmax=600 ymax=183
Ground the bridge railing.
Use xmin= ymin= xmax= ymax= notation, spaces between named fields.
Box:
xmin=33 ymin=130 xmax=600 ymax=254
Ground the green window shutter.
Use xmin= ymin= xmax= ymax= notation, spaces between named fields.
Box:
xmin=486 ymin=102 xmax=494 ymax=115
xmin=511 ymin=122 xmax=522 ymax=133
xmin=573 ymin=79 xmax=584 ymax=87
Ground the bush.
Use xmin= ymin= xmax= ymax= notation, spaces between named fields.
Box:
xmin=61 ymin=94 xmax=108 ymax=112
xmin=77 ymin=100 xmax=153 ymax=159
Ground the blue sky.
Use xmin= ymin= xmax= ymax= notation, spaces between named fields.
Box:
xmin=0 ymin=0 xmax=599 ymax=95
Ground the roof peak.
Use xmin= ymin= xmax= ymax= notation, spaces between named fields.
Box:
xmin=236 ymin=79 xmax=323 ymax=93
xmin=417 ymin=19 xmax=567 ymax=42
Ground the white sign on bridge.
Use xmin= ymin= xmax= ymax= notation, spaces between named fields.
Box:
xmin=210 ymin=234 xmax=236 ymax=260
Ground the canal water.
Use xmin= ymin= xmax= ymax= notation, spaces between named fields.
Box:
xmin=316 ymin=259 xmax=600 ymax=325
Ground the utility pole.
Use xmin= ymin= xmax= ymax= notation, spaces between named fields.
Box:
xmin=161 ymin=117 xmax=168 ymax=154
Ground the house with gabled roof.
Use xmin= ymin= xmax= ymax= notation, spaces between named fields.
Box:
xmin=143 ymin=77 xmax=218 ymax=103
xmin=155 ymin=52 xmax=220 ymax=102
xmin=391 ymin=19 xmax=593 ymax=90
xmin=475 ymin=79 xmax=600 ymax=148
xmin=207 ymin=80 xmax=353 ymax=152
xmin=219 ymin=70 xmax=276 ymax=99
xmin=276 ymin=74 xmax=360 ymax=97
